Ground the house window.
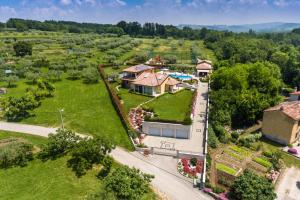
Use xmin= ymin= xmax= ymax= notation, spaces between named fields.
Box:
xmin=144 ymin=86 xmax=153 ymax=95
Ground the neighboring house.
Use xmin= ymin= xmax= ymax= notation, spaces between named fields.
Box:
xmin=121 ymin=65 xmax=180 ymax=96
xmin=0 ymin=88 xmax=7 ymax=94
xmin=121 ymin=64 xmax=154 ymax=88
xmin=145 ymin=55 xmax=165 ymax=66
xmin=4 ymin=69 xmax=13 ymax=76
xmin=262 ymin=101 xmax=300 ymax=145
xmin=196 ymin=59 xmax=213 ymax=77
xmin=289 ymin=91 xmax=300 ymax=101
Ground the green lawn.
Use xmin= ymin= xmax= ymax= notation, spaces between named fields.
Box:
xmin=144 ymin=89 xmax=194 ymax=122
xmin=0 ymin=131 xmax=157 ymax=200
xmin=0 ymin=131 xmax=101 ymax=200
xmin=256 ymin=139 xmax=300 ymax=168
xmin=216 ymin=163 xmax=238 ymax=176
xmin=118 ymin=88 xmax=152 ymax=113
xmin=2 ymin=79 xmax=133 ymax=150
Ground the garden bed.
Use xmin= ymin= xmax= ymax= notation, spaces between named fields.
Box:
xmin=216 ymin=163 xmax=238 ymax=176
xmin=252 ymin=157 xmax=272 ymax=169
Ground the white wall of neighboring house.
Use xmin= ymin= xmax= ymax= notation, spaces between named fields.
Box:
xmin=290 ymin=94 xmax=300 ymax=101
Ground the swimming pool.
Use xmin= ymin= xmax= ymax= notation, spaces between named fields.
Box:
xmin=169 ymin=73 xmax=192 ymax=80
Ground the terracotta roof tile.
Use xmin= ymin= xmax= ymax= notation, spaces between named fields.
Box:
xmin=122 ymin=64 xmax=154 ymax=73
xmin=165 ymin=77 xmax=180 ymax=86
xmin=196 ymin=60 xmax=213 ymax=70
xmin=265 ymin=101 xmax=300 ymax=120
xmin=290 ymin=91 xmax=300 ymax=95
xmin=133 ymin=72 xmax=169 ymax=87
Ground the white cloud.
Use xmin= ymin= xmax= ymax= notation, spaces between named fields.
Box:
xmin=274 ymin=0 xmax=289 ymax=7
xmin=60 ymin=0 xmax=72 ymax=5
xmin=0 ymin=6 xmax=17 ymax=21
xmin=106 ymin=0 xmax=127 ymax=7
xmin=116 ymin=0 xmax=126 ymax=6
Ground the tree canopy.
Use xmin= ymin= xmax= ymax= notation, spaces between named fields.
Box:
xmin=210 ymin=62 xmax=282 ymax=127
xmin=229 ymin=170 xmax=276 ymax=200
xmin=103 ymin=165 xmax=154 ymax=200
xmin=13 ymin=41 xmax=32 ymax=57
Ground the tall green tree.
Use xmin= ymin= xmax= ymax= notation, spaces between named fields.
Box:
xmin=103 ymin=165 xmax=154 ymax=200
xmin=67 ymin=137 xmax=115 ymax=177
xmin=210 ymin=62 xmax=282 ymax=127
xmin=229 ymin=170 xmax=276 ymax=200
xmin=13 ymin=41 xmax=32 ymax=57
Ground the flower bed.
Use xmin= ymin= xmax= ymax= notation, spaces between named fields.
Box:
xmin=177 ymin=158 xmax=203 ymax=178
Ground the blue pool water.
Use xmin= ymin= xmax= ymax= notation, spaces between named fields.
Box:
xmin=169 ymin=73 xmax=192 ymax=80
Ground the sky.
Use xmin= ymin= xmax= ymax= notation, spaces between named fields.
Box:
xmin=0 ymin=0 xmax=300 ymax=25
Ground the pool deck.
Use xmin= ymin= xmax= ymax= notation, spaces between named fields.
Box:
xmin=143 ymin=81 xmax=207 ymax=155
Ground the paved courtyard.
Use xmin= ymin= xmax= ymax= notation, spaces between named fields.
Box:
xmin=143 ymin=81 xmax=208 ymax=154
xmin=276 ymin=167 xmax=300 ymax=200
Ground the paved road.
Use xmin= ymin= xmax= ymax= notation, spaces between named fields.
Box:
xmin=0 ymin=121 xmax=212 ymax=200
xmin=276 ymin=167 xmax=300 ymax=200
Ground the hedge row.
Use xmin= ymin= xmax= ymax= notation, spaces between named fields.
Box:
xmin=98 ymin=65 xmax=138 ymax=142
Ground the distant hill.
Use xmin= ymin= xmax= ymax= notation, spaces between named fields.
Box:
xmin=178 ymin=22 xmax=300 ymax=33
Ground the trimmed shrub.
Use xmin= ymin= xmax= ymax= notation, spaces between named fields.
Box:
xmin=0 ymin=140 xmax=33 ymax=168
xmin=288 ymin=148 xmax=298 ymax=154
xmin=190 ymin=157 xmax=197 ymax=166
xmin=212 ymin=186 xmax=225 ymax=194
xmin=208 ymin=124 xmax=218 ymax=148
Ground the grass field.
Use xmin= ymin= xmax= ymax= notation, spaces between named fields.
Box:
xmin=256 ymin=139 xmax=300 ymax=168
xmin=144 ymin=89 xmax=194 ymax=122
xmin=1 ymin=79 xmax=133 ymax=149
xmin=0 ymin=131 xmax=156 ymax=200
xmin=0 ymin=131 xmax=101 ymax=200
xmin=118 ymin=88 xmax=152 ymax=113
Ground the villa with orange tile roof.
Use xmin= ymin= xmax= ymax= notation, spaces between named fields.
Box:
xmin=121 ymin=65 xmax=180 ymax=96
xmin=262 ymin=101 xmax=300 ymax=145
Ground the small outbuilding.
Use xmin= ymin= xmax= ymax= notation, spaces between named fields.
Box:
xmin=0 ymin=88 xmax=7 ymax=94
xmin=289 ymin=91 xmax=300 ymax=101
xmin=196 ymin=59 xmax=213 ymax=77
xmin=262 ymin=101 xmax=300 ymax=145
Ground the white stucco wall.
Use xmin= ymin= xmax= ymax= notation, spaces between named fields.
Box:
xmin=142 ymin=121 xmax=191 ymax=139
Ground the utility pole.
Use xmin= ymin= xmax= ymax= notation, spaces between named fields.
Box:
xmin=58 ymin=109 xmax=64 ymax=130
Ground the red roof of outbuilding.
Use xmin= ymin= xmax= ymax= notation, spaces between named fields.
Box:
xmin=265 ymin=101 xmax=300 ymax=121
xmin=290 ymin=91 xmax=300 ymax=95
